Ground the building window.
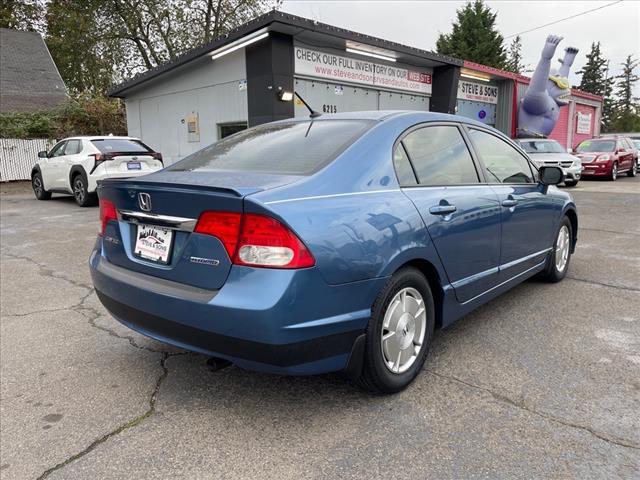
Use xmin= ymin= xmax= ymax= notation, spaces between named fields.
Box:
xmin=218 ymin=122 xmax=248 ymax=139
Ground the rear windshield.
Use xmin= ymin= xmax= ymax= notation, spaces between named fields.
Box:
xmin=576 ymin=139 xmax=615 ymax=153
xmin=168 ymin=120 xmax=373 ymax=175
xmin=519 ymin=140 xmax=565 ymax=154
xmin=91 ymin=138 xmax=151 ymax=153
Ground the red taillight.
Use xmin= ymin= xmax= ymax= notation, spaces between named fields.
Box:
xmin=91 ymin=153 xmax=115 ymax=174
xmin=151 ymin=152 xmax=163 ymax=163
xmin=99 ymin=198 xmax=117 ymax=235
xmin=92 ymin=153 xmax=114 ymax=162
xmin=235 ymin=214 xmax=315 ymax=268
xmin=194 ymin=211 xmax=242 ymax=258
xmin=194 ymin=211 xmax=315 ymax=269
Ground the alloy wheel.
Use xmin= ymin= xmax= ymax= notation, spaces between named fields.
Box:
xmin=555 ymin=225 xmax=570 ymax=273
xmin=74 ymin=177 xmax=85 ymax=203
xmin=381 ymin=287 xmax=426 ymax=374
xmin=612 ymin=163 xmax=618 ymax=180
xmin=33 ymin=176 xmax=43 ymax=196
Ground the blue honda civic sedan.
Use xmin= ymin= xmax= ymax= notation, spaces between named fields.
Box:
xmin=90 ymin=111 xmax=577 ymax=393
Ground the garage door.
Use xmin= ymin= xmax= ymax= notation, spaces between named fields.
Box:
xmin=294 ymin=78 xmax=429 ymax=117
xmin=456 ymin=100 xmax=496 ymax=126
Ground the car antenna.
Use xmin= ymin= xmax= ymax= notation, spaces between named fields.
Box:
xmin=294 ymin=91 xmax=322 ymax=118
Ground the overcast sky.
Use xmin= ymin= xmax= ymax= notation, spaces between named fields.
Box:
xmin=280 ymin=0 xmax=640 ymax=94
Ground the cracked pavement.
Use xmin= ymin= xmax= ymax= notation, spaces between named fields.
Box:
xmin=1 ymin=178 xmax=639 ymax=479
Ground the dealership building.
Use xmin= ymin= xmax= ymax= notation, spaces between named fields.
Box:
xmin=110 ymin=11 xmax=602 ymax=164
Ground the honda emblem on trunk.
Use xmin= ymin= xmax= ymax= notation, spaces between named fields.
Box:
xmin=138 ymin=192 xmax=152 ymax=212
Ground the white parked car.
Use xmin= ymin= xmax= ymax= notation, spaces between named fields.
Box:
xmin=32 ymin=136 xmax=163 ymax=206
xmin=516 ymin=138 xmax=582 ymax=187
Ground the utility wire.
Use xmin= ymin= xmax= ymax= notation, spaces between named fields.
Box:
xmin=504 ymin=0 xmax=624 ymax=39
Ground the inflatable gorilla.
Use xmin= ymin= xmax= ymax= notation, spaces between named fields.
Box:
xmin=517 ymin=35 xmax=579 ymax=138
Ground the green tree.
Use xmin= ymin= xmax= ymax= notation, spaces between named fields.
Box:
xmin=98 ymin=0 xmax=280 ymax=73
xmin=42 ymin=0 xmax=278 ymax=93
xmin=41 ymin=0 xmax=280 ymax=89
xmin=577 ymin=42 xmax=615 ymax=131
xmin=504 ymin=35 xmax=523 ymax=74
xmin=46 ymin=0 xmax=125 ymax=95
xmin=610 ymin=55 xmax=640 ymax=132
xmin=436 ymin=0 xmax=507 ymax=68
xmin=0 ymin=0 xmax=45 ymax=31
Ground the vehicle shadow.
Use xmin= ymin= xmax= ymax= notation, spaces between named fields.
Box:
xmin=149 ymin=280 xmax=543 ymax=410
xmin=48 ymin=194 xmax=96 ymax=206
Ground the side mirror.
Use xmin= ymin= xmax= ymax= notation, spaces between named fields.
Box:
xmin=539 ymin=166 xmax=564 ymax=186
xmin=38 ymin=151 xmax=48 ymax=158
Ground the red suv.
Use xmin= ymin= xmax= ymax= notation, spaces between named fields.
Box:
xmin=575 ymin=136 xmax=637 ymax=180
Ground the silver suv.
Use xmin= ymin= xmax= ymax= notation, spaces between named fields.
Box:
xmin=517 ymin=138 xmax=582 ymax=187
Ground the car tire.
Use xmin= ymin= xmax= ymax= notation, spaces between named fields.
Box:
xmin=609 ymin=162 xmax=618 ymax=181
xmin=539 ymin=216 xmax=572 ymax=283
xmin=72 ymin=173 xmax=97 ymax=207
xmin=564 ymin=180 xmax=578 ymax=187
xmin=628 ymin=162 xmax=637 ymax=177
xmin=356 ymin=267 xmax=435 ymax=394
xmin=32 ymin=172 xmax=51 ymax=200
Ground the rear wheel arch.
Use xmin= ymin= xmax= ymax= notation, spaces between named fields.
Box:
xmin=394 ymin=258 xmax=444 ymax=329
xmin=69 ymin=165 xmax=88 ymax=188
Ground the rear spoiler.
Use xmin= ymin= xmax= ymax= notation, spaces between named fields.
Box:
xmin=97 ymin=177 xmax=254 ymax=198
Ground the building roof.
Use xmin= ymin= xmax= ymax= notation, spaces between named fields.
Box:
xmin=109 ymin=10 xmax=463 ymax=97
xmin=0 ymin=28 xmax=68 ymax=113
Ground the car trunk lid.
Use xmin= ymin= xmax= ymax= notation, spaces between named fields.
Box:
xmin=101 ymin=152 xmax=159 ymax=174
xmin=98 ymin=170 xmax=302 ymax=290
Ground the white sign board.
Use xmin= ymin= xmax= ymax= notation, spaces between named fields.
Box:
xmin=576 ymin=112 xmax=592 ymax=134
xmin=294 ymin=47 xmax=432 ymax=95
xmin=457 ymin=80 xmax=498 ymax=104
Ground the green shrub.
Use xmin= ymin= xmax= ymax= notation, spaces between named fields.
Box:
xmin=0 ymin=95 xmax=126 ymax=139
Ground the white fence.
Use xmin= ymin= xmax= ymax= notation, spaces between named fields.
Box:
xmin=0 ymin=138 xmax=55 ymax=182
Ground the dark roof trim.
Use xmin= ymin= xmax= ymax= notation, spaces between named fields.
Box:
xmin=108 ymin=10 xmax=462 ymax=97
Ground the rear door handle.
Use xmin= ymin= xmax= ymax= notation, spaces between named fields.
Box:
xmin=502 ymin=199 xmax=518 ymax=207
xmin=429 ymin=205 xmax=457 ymax=215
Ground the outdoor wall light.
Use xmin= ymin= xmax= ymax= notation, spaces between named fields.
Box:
xmin=278 ymin=90 xmax=294 ymax=102
xmin=460 ymin=72 xmax=491 ymax=83
xmin=345 ymin=47 xmax=396 ymax=63
xmin=210 ymin=31 xmax=269 ymax=60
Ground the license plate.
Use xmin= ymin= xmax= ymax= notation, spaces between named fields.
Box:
xmin=127 ymin=162 xmax=141 ymax=170
xmin=134 ymin=224 xmax=173 ymax=264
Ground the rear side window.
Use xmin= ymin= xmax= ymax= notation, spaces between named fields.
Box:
xmin=169 ymin=120 xmax=372 ymax=175
xmin=469 ymin=129 xmax=534 ymax=184
xmin=401 ymin=125 xmax=479 ymax=185
xmin=64 ymin=139 xmax=82 ymax=155
xmin=91 ymin=139 xmax=151 ymax=153
xmin=393 ymin=144 xmax=417 ymax=185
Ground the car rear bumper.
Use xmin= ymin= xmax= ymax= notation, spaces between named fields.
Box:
xmin=89 ymin=247 xmax=384 ymax=375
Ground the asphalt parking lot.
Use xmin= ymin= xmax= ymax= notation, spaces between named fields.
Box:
xmin=1 ymin=177 xmax=639 ymax=479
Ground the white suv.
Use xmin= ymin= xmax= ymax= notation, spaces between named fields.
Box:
xmin=32 ymin=136 xmax=163 ymax=206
